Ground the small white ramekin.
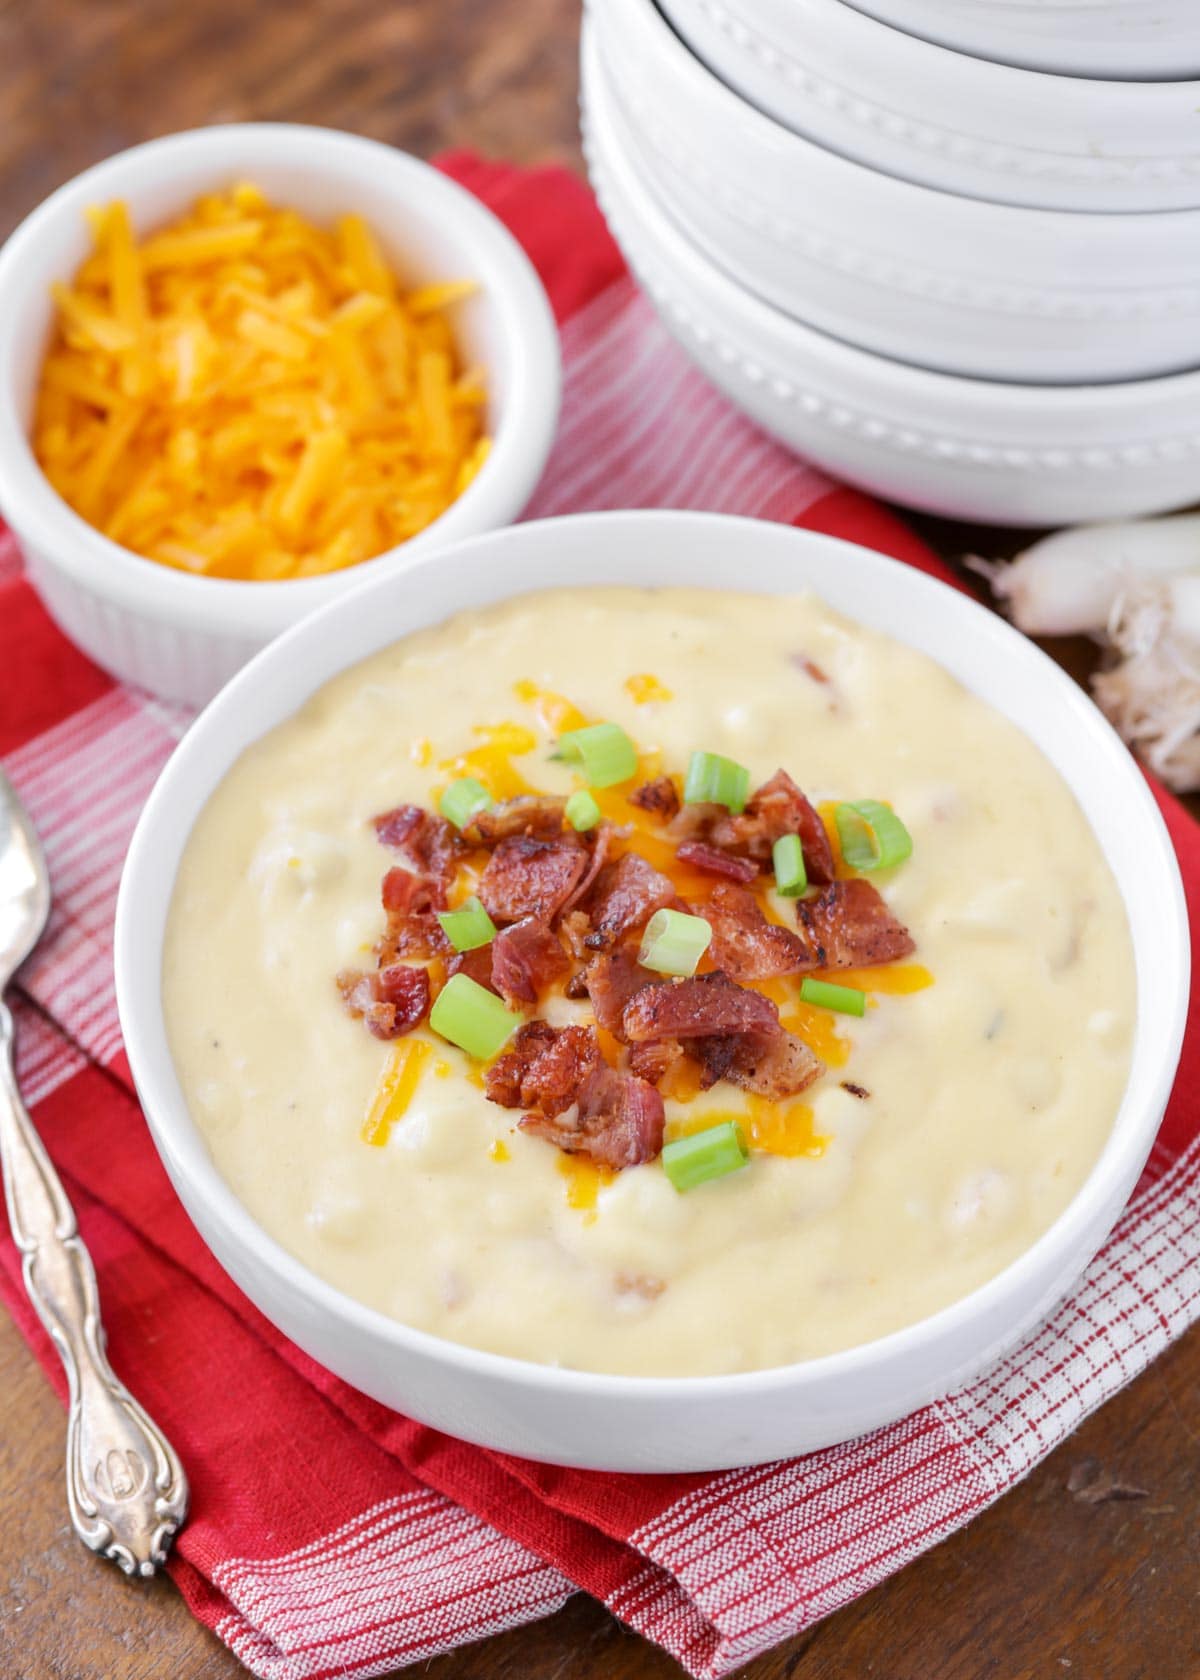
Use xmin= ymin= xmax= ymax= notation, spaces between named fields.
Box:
xmin=115 ymin=510 xmax=1188 ymax=1471
xmin=0 ymin=124 xmax=561 ymax=706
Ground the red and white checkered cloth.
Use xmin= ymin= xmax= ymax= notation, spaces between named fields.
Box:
xmin=1 ymin=155 xmax=1198 ymax=1680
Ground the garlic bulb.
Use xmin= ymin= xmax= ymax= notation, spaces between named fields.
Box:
xmin=973 ymin=515 xmax=1200 ymax=637
xmin=975 ymin=514 xmax=1200 ymax=792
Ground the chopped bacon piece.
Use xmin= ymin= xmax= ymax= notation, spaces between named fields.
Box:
xmin=380 ymin=868 xmax=450 ymax=958
xmin=675 ymin=841 xmax=759 ymax=884
xmin=795 ymin=878 xmax=915 ymax=969
xmin=582 ymin=852 xmax=675 ymax=951
xmin=693 ymin=1025 xmax=823 ymax=1098
xmin=693 ymin=1033 xmax=740 ymax=1090
xmin=485 ymin=1020 xmax=561 ymax=1108
xmin=622 ymin=970 xmax=780 ymax=1043
xmin=446 ymin=943 xmax=497 ymax=993
xmin=791 ymin=652 xmax=831 ymax=687
xmin=468 ymin=796 xmax=566 ymax=844
xmin=372 ymin=804 xmax=460 ymax=880
xmin=580 ymin=946 xmax=655 ymax=1037
xmin=561 ymin=821 xmax=614 ymax=918
xmin=518 ymin=1025 xmax=604 ymax=1118
xmin=337 ymin=963 xmax=430 ymax=1040
xmin=628 ymin=1037 xmax=684 ymax=1087
xmin=711 ymin=769 xmax=835 ymax=885
xmin=521 ymin=1063 xmax=665 ymax=1169
xmin=724 ymin=1030 xmax=823 ymax=1099
xmin=629 ymin=776 xmax=680 ymax=821
xmin=490 ymin=917 xmax=569 ymax=1007
xmin=478 ymin=833 xmax=589 ymax=925
xmin=704 ymin=883 xmax=816 ymax=980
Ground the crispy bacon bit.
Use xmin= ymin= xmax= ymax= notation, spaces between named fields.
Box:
xmin=446 ymin=943 xmax=497 ymax=993
xmin=694 ymin=1024 xmax=822 ymax=1097
xmin=372 ymin=804 xmax=459 ymax=880
xmin=478 ymin=833 xmax=588 ymax=925
xmin=487 ymin=1020 xmax=664 ymax=1167
xmin=337 ymin=963 xmax=430 ymax=1040
xmin=841 ymin=1080 xmax=870 ymax=1100
xmin=795 ymin=878 xmax=915 ymax=969
xmin=468 ymin=796 xmax=566 ymax=844
xmin=628 ymin=1037 xmax=684 ymax=1086
xmin=518 ymin=1024 xmax=605 ymax=1119
xmin=622 ymin=970 xmax=781 ymax=1043
xmin=582 ymin=852 xmax=676 ymax=951
xmin=380 ymin=867 xmax=450 ymax=959
xmin=490 ymin=917 xmax=569 ymax=1007
xmin=485 ymin=1020 xmax=561 ymax=1108
xmin=792 ymin=653 xmax=831 ymax=687
xmin=521 ymin=1063 xmax=665 ymax=1169
xmin=561 ymin=822 xmax=614 ymax=917
xmin=675 ymin=841 xmax=759 ymax=883
xmin=581 ymin=946 xmax=655 ymax=1036
xmin=629 ymin=776 xmax=680 ymax=820
xmin=721 ymin=1029 xmax=823 ymax=1099
xmin=710 ymin=768 xmax=835 ymax=885
xmin=704 ymin=883 xmax=816 ymax=980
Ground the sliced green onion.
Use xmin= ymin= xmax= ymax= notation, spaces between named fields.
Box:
xmin=683 ymin=750 xmax=750 ymax=813
xmin=429 ymin=974 xmax=519 ymax=1059
xmin=555 ymin=722 xmax=638 ymax=788
xmin=834 ymin=799 xmax=913 ymax=872
xmin=439 ymin=776 xmax=494 ymax=830
xmin=799 ymin=976 xmax=866 ymax=1017
xmin=639 ymin=907 xmax=713 ymax=976
xmin=772 ymin=832 xmax=807 ymax=897
xmin=662 ymin=1122 xmax=749 ymax=1193
xmin=437 ymin=895 xmax=497 ymax=953
xmin=565 ymin=789 xmax=603 ymax=831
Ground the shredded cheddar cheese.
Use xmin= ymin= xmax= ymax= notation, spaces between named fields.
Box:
xmin=362 ymin=1038 xmax=433 ymax=1146
xmin=624 ymin=672 xmax=674 ymax=705
xmin=34 ymin=184 xmax=489 ymax=581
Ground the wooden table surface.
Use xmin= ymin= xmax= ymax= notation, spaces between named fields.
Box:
xmin=1 ymin=3 xmax=1197 ymax=1677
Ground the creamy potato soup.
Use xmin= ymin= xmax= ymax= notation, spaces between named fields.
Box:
xmin=164 ymin=588 xmax=1135 ymax=1376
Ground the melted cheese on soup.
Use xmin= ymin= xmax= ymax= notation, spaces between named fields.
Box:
xmin=163 ymin=588 xmax=1135 ymax=1376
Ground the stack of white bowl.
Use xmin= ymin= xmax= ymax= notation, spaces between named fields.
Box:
xmin=581 ymin=0 xmax=1200 ymax=525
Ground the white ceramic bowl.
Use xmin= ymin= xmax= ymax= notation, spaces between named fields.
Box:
xmin=844 ymin=0 xmax=1200 ymax=82
xmin=114 ymin=510 xmax=1188 ymax=1472
xmin=588 ymin=0 xmax=1200 ymax=384
xmin=584 ymin=34 xmax=1200 ymax=528
xmin=0 ymin=124 xmax=560 ymax=706
xmin=660 ymin=0 xmax=1200 ymax=211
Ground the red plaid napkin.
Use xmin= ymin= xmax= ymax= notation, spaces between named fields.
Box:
xmin=2 ymin=154 xmax=1198 ymax=1680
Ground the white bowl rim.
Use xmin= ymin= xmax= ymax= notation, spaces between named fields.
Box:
xmin=114 ymin=508 xmax=1189 ymax=1400
xmin=665 ymin=0 xmax=1200 ymax=100
xmin=581 ymin=37 xmax=1200 ymax=423
xmin=839 ymin=0 xmax=1200 ymax=82
xmin=593 ymin=0 xmax=1200 ymax=242
xmin=0 ymin=121 xmax=561 ymax=640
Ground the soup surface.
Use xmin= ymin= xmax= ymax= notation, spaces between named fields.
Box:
xmin=164 ymin=587 xmax=1135 ymax=1376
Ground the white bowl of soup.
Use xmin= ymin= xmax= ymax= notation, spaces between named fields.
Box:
xmin=114 ymin=511 xmax=1187 ymax=1471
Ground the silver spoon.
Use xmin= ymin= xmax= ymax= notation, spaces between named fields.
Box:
xmin=0 ymin=768 xmax=187 ymax=1575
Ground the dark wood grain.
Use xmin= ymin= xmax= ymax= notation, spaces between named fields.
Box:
xmin=0 ymin=4 xmax=1196 ymax=1679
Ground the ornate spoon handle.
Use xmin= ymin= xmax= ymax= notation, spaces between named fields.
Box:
xmin=0 ymin=1001 xmax=187 ymax=1574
